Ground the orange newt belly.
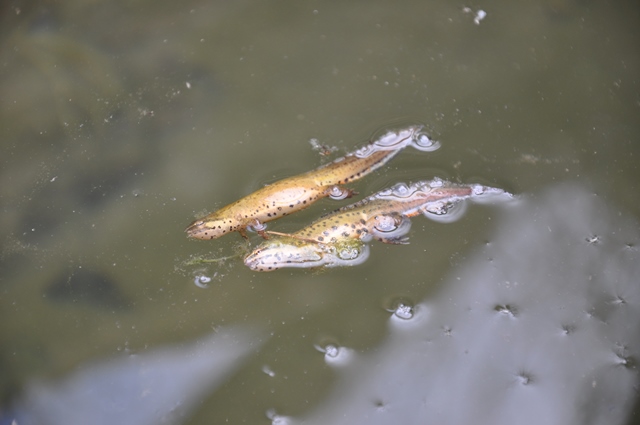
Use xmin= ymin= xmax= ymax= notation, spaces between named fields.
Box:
xmin=186 ymin=125 xmax=439 ymax=240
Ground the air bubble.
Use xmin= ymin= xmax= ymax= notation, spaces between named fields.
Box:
xmin=354 ymin=127 xmax=416 ymax=158
xmin=383 ymin=297 xmax=418 ymax=321
xmin=382 ymin=296 xmax=414 ymax=312
xmin=392 ymin=183 xmax=410 ymax=196
xmin=373 ymin=215 xmax=399 ymax=233
xmin=473 ymin=9 xmax=487 ymax=25
xmin=324 ymin=344 xmax=339 ymax=358
xmin=471 ymin=186 xmax=513 ymax=204
xmin=387 ymin=301 xmax=428 ymax=329
xmin=412 ymin=131 xmax=441 ymax=152
xmin=422 ymin=201 xmax=468 ymax=223
xmin=394 ymin=303 xmax=414 ymax=320
xmin=371 ymin=215 xmax=412 ymax=239
xmin=372 ymin=182 xmax=417 ymax=200
xmin=428 ymin=178 xmax=445 ymax=188
xmin=424 ymin=202 xmax=448 ymax=215
xmin=328 ymin=185 xmax=351 ymax=200
xmin=375 ymin=128 xmax=412 ymax=147
xmin=314 ymin=341 xmax=354 ymax=366
xmin=471 ymin=185 xmax=486 ymax=195
xmin=194 ymin=275 xmax=211 ymax=288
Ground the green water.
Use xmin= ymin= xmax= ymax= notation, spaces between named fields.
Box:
xmin=1 ymin=1 xmax=639 ymax=424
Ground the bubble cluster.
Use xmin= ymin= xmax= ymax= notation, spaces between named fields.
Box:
xmin=394 ymin=303 xmax=414 ymax=320
xmin=193 ymin=275 xmax=211 ymax=288
xmin=411 ymin=129 xmax=441 ymax=152
xmin=314 ymin=341 xmax=355 ymax=366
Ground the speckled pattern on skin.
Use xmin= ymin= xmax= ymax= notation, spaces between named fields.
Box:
xmin=185 ymin=125 xmax=439 ymax=240
xmin=292 ymin=180 xmax=474 ymax=243
xmin=244 ymin=179 xmax=510 ymax=271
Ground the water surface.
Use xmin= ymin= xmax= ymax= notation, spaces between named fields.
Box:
xmin=1 ymin=0 xmax=639 ymax=424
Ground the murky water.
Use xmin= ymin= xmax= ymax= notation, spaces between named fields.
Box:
xmin=1 ymin=1 xmax=639 ymax=424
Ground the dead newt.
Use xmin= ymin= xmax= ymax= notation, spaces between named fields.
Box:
xmin=186 ymin=125 xmax=439 ymax=240
xmin=243 ymin=178 xmax=510 ymax=271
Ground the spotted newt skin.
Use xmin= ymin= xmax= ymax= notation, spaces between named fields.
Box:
xmin=244 ymin=178 xmax=510 ymax=271
xmin=186 ymin=125 xmax=439 ymax=240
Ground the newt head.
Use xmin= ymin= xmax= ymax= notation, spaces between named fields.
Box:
xmin=185 ymin=214 xmax=243 ymax=240
xmin=244 ymin=237 xmax=369 ymax=272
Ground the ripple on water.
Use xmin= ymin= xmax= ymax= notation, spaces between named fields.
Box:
xmin=393 ymin=303 xmax=414 ymax=320
xmin=193 ymin=274 xmax=212 ymax=288
xmin=371 ymin=215 xmax=412 ymax=241
xmin=422 ymin=200 xmax=469 ymax=223
xmin=327 ymin=185 xmax=352 ymax=200
xmin=383 ymin=299 xmax=429 ymax=330
xmin=314 ymin=338 xmax=355 ymax=367
xmin=412 ymin=131 xmax=441 ymax=152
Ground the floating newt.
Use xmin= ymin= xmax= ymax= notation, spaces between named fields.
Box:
xmin=243 ymin=178 xmax=510 ymax=271
xmin=186 ymin=125 xmax=439 ymax=240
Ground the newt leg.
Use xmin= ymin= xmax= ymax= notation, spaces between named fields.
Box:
xmin=248 ymin=219 xmax=270 ymax=239
xmin=377 ymin=235 xmax=410 ymax=245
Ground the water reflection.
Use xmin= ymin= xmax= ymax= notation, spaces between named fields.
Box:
xmin=294 ymin=183 xmax=640 ymax=425
xmin=6 ymin=327 xmax=264 ymax=425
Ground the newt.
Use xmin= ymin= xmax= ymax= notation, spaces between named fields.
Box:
xmin=186 ymin=125 xmax=439 ymax=240
xmin=243 ymin=178 xmax=510 ymax=271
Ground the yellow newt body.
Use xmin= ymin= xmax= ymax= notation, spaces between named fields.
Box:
xmin=186 ymin=125 xmax=438 ymax=240
xmin=244 ymin=179 xmax=509 ymax=271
